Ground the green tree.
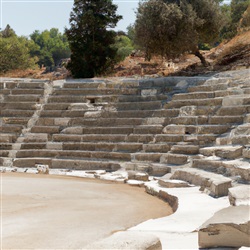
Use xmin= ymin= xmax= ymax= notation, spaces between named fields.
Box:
xmin=114 ymin=35 xmax=134 ymax=61
xmin=0 ymin=24 xmax=16 ymax=38
xmin=65 ymin=0 xmax=122 ymax=78
xmin=0 ymin=35 xmax=37 ymax=73
xmin=134 ymin=0 xmax=224 ymax=65
xmin=30 ymin=28 xmax=71 ymax=67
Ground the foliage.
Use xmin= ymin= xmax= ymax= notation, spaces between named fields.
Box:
xmin=134 ymin=0 xmax=224 ymax=64
xmin=220 ymin=0 xmax=250 ymax=39
xmin=65 ymin=0 xmax=122 ymax=78
xmin=239 ymin=4 xmax=250 ymax=30
xmin=30 ymin=28 xmax=71 ymax=67
xmin=0 ymin=33 xmax=38 ymax=73
xmin=0 ymin=24 xmax=16 ymax=38
xmin=114 ymin=35 xmax=134 ymax=61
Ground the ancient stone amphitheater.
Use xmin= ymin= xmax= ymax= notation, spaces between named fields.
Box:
xmin=1 ymin=69 xmax=249 ymax=249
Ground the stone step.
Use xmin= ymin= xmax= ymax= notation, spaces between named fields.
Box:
xmin=11 ymin=89 xmax=44 ymax=95
xmin=70 ymin=118 xmax=145 ymax=127
xmin=162 ymin=152 xmax=189 ymax=165
xmin=0 ymin=125 xmax=23 ymax=134
xmin=198 ymin=205 xmax=250 ymax=248
xmin=165 ymin=97 xmax=223 ymax=109
xmin=0 ymin=89 xmax=11 ymax=95
xmin=0 ymin=133 xmax=17 ymax=143
xmin=113 ymin=101 xmax=162 ymax=111
xmin=2 ymin=117 xmax=30 ymax=125
xmin=21 ymin=133 xmax=48 ymax=143
xmin=52 ymin=134 xmax=127 ymax=143
xmin=131 ymin=153 xmax=166 ymax=163
xmin=170 ymin=116 xmax=208 ymax=125
xmin=188 ymin=83 xmax=228 ymax=93
xmin=171 ymin=168 xmax=232 ymax=197
xmin=117 ymin=95 xmax=168 ymax=102
xmin=133 ymin=125 xmax=164 ymax=134
xmin=17 ymin=82 xmax=46 ymax=89
xmin=163 ymin=124 xmax=230 ymax=134
xmin=209 ymin=115 xmax=244 ymax=125
xmin=243 ymin=147 xmax=250 ymax=159
xmin=0 ymin=102 xmax=37 ymax=110
xmin=155 ymin=134 xmax=184 ymax=143
xmin=143 ymin=144 xmax=170 ymax=153
xmin=216 ymin=105 xmax=250 ymax=116
xmin=170 ymin=144 xmax=200 ymax=154
xmin=192 ymin=158 xmax=250 ymax=182
xmin=52 ymin=88 xmax=139 ymax=96
xmin=15 ymin=150 xmax=132 ymax=161
xmin=48 ymin=96 xmax=88 ymax=103
xmin=4 ymin=95 xmax=41 ymax=102
xmin=63 ymin=81 xmax=104 ymax=89
xmin=0 ymin=143 xmax=12 ymax=150
xmin=62 ymin=142 xmax=143 ymax=152
xmin=0 ymin=150 xmax=9 ymax=157
xmin=199 ymin=145 xmax=243 ymax=159
xmin=172 ymin=92 xmax=215 ymax=101
xmin=179 ymin=105 xmax=218 ymax=116
xmin=30 ymin=126 xmax=61 ymax=134
xmin=1 ymin=110 xmax=35 ymax=117
xmin=222 ymin=94 xmax=250 ymax=106
xmin=183 ymin=134 xmax=218 ymax=145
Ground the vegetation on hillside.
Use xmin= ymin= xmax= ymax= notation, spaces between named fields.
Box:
xmin=0 ymin=0 xmax=249 ymax=77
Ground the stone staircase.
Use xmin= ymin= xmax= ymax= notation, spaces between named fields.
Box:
xmin=0 ymin=70 xmax=249 ymax=248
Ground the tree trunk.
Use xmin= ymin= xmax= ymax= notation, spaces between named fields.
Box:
xmin=194 ymin=50 xmax=209 ymax=67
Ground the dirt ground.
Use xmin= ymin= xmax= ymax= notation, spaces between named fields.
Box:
xmin=1 ymin=173 xmax=172 ymax=249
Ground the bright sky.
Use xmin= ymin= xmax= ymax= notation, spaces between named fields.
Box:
xmin=0 ymin=0 xmax=139 ymax=36
xmin=0 ymin=0 xmax=231 ymax=37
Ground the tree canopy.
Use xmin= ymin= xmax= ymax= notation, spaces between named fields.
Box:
xmin=65 ymin=0 xmax=122 ymax=78
xmin=134 ymin=0 xmax=224 ymax=65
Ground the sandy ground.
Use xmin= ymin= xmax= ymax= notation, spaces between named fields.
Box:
xmin=1 ymin=173 xmax=172 ymax=249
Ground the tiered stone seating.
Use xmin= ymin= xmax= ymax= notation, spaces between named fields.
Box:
xmin=1 ymin=70 xmax=249 ymax=249
xmin=0 ymin=79 xmax=49 ymax=166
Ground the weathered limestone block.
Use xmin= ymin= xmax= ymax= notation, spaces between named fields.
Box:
xmin=158 ymin=179 xmax=191 ymax=188
xmin=84 ymin=111 xmax=102 ymax=118
xmin=61 ymin=127 xmax=83 ymax=134
xmin=145 ymin=117 xmax=166 ymax=125
xmin=161 ymin=153 xmax=188 ymax=165
xmin=85 ymin=231 xmax=162 ymax=250
xmin=171 ymin=144 xmax=199 ymax=155
xmin=228 ymin=186 xmax=250 ymax=206
xmin=179 ymin=106 xmax=197 ymax=116
xmin=68 ymin=103 xmax=93 ymax=110
xmin=171 ymin=168 xmax=232 ymax=197
xmin=163 ymin=124 xmax=186 ymax=134
xmin=222 ymin=95 xmax=250 ymax=106
xmin=199 ymin=146 xmax=243 ymax=159
xmin=23 ymin=133 xmax=48 ymax=143
xmin=127 ymin=171 xmax=149 ymax=181
xmin=141 ymin=89 xmax=158 ymax=97
xmin=243 ymin=147 xmax=250 ymax=159
xmin=36 ymin=164 xmax=49 ymax=174
xmin=199 ymin=205 xmax=250 ymax=248
xmin=143 ymin=144 xmax=170 ymax=153
xmin=54 ymin=118 xmax=70 ymax=126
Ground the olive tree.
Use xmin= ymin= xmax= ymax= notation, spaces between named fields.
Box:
xmin=134 ymin=0 xmax=224 ymax=65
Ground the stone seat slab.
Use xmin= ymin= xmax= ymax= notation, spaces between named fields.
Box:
xmin=216 ymin=105 xmax=250 ymax=116
xmin=188 ymin=83 xmax=228 ymax=93
xmin=15 ymin=150 xmax=132 ymax=161
xmin=30 ymin=126 xmax=61 ymax=134
xmin=4 ymin=95 xmax=41 ymax=102
xmin=222 ymin=94 xmax=250 ymax=106
xmin=172 ymin=92 xmax=215 ymax=101
xmin=171 ymin=168 xmax=232 ymax=197
xmin=0 ymin=125 xmax=24 ymax=134
xmin=170 ymin=144 xmax=200 ymax=154
xmin=11 ymin=89 xmax=44 ymax=95
xmin=1 ymin=110 xmax=35 ymax=117
xmin=199 ymin=145 xmax=243 ymax=159
xmin=198 ymin=205 xmax=250 ymax=248
xmin=0 ymin=102 xmax=37 ymax=110
xmin=209 ymin=115 xmax=244 ymax=125
xmin=165 ymin=97 xmax=223 ymax=109
xmin=1 ymin=117 xmax=30 ymax=125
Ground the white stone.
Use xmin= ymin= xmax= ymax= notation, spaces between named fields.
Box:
xmin=36 ymin=164 xmax=49 ymax=174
